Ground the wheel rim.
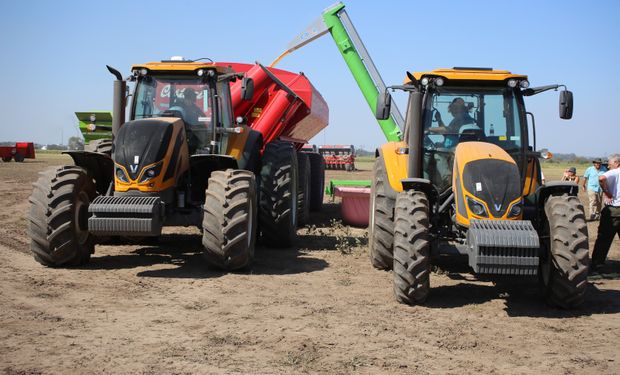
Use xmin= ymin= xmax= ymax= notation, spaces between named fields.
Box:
xmin=291 ymin=168 xmax=298 ymax=227
xmin=370 ymin=188 xmax=376 ymax=231
xmin=74 ymin=191 xmax=90 ymax=245
xmin=247 ymin=198 xmax=254 ymax=249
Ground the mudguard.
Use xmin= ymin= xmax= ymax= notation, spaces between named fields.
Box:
xmin=64 ymin=151 xmax=114 ymax=195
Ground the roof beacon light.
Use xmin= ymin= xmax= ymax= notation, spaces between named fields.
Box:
xmin=519 ymin=80 xmax=530 ymax=88
xmin=507 ymin=79 xmax=518 ymax=88
xmin=170 ymin=56 xmax=185 ymax=61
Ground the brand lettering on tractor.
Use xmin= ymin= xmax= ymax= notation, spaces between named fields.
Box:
xmin=494 ymin=203 xmax=502 ymax=211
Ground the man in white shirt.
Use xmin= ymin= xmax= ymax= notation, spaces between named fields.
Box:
xmin=591 ymin=154 xmax=620 ymax=269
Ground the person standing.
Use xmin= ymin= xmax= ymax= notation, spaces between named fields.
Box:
xmin=591 ymin=154 xmax=620 ymax=269
xmin=582 ymin=158 xmax=608 ymax=220
xmin=561 ymin=167 xmax=580 ymax=183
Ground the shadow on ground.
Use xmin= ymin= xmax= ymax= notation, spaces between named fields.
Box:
xmin=422 ymin=258 xmax=620 ymax=316
xmin=81 ymin=233 xmax=329 ymax=278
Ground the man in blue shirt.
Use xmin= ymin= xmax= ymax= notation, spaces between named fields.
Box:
xmin=582 ymin=158 xmax=608 ymax=220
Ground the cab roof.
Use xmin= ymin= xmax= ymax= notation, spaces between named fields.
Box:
xmin=131 ymin=61 xmax=233 ymax=74
xmin=405 ymin=67 xmax=528 ymax=84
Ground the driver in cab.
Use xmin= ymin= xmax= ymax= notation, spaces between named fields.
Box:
xmin=428 ymin=97 xmax=477 ymax=148
xmin=178 ymin=88 xmax=205 ymax=126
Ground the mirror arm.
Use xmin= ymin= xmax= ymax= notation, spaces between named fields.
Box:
xmin=522 ymin=84 xmax=568 ymax=96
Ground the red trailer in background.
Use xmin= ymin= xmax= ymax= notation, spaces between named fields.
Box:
xmin=319 ymin=144 xmax=356 ymax=171
xmin=0 ymin=142 xmax=35 ymax=162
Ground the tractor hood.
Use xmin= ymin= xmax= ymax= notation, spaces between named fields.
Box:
xmin=453 ymin=142 xmax=523 ymax=226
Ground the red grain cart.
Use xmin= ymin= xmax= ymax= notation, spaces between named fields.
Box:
xmin=0 ymin=142 xmax=35 ymax=162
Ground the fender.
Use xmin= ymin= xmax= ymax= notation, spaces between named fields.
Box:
xmin=240 ymin=129 xmax=263 ymax=175
xmin=536 ymin=181 xmax=579 ymax=207
xmin=378 ymin=141 xmax=408 ymax=193
xmin=64 ymin=151 xmax=114 ymax=195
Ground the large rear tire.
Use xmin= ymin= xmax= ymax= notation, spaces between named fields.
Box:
xmin=202 ymin=169 xmax=257 ymax=270
xmin=307 ymin=152 xmax=325 ymax=212
xmin=368 ymin=156 xmax=396 ymax=270
xmin=540 ymin=194 xmax=589 ymax=308
xmin=393 ymin=190 xmax=431 ymax=305
xmin=28 ymin=166 xmax=96 ymax=266
xmin=85 ymin=138 xmax=113 ymax=156
xmin=259 ymin=141 xmax=298 ymax=247
xmin=297 ymin=152 xmax=311 ymax=226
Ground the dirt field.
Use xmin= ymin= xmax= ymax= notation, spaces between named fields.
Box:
xmin=1 ymin=154 xmax=619 ymax=374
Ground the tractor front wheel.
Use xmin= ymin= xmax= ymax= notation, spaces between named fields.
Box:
xmin=28 ymin=166 xmax=96 ymax=266
xmin=540 ymin=194 xmax=589 ymax=308
xmin=202 ymin=169 xmax=257 ymax=270
xmin=393 ymin=190 xmax=431 ymax=305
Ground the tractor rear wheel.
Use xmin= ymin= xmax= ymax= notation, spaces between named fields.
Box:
xmin=14 ymin=153 xmax=25 ymax=162
xmin=28 ymin=166 xmax=96 ymax=266
xmin=259 ymin=141 xmax=298 ymax=247
xmin=202 ymin=169 xmax=257 ymax=270
xmin=368 ymin=156 xmax=396 ymax=270
xmin=85 ymin=138 xmax=113 ymax=156
xmin=540 ymin=194 xmax=589 ymax=308
xmin=297 ymin=152 xmax=311 ymax=226
xmin=393 ymin=190 xmax=431 ymax=305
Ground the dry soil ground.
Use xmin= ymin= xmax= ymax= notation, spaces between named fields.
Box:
xmin=1 ymin=154 xmax=619 ymax=374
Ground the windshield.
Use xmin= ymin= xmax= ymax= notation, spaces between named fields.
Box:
xmin=422 ymin=87 xmax=524 ymax=192
xmin=133 ymin=75 xmax=211 ymax=128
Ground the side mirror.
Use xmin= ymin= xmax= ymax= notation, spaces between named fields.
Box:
xmin=538 ymin=148 xmax=553 ymax=160
xmin=375 ymin=91 xmax=392 ymax=120
xmin=559 ymin=90 xmax=573 ymax=119
xmin=241 ymin=77 xmax=254 ymax=101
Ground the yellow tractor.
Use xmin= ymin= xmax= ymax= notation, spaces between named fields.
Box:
xmin=371 ymin=67 xmax=588 ymax=308
xmin=28 ymin=58 xmax=328 ymax=270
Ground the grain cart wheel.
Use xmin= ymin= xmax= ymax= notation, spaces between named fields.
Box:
xmin=259 ymin=141 xmax=298 ymax=247
xmin=540 ymin=194 xmax=589 ymax=308
xmin=307 ymin=152 xmax=325 ymax=212
xmin=2 ymin=156 xmax=12 ymax=162
xmin=345 ymin=163 xmax=353 ymax=172
xmin=202 ymin=169 xmax=257 ymax=270
xmin=85 ymin=138 xmax=113 ymax=156
xmin=393 ymin=190 xmax=431 ymax=305
xmin=14 ymin=153 xmax=25 ymax=162
xmin=297 ymin=152 xmax=311 ymax=226
xmin=368 ymin=156 xmax=396 ymax=270
xmin=28 ymin=166 xmax=96 ymax=266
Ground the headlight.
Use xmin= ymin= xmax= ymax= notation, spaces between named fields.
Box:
xmin=115 ymin=167 xmax=129 ymax=183
xmin=508 ymin=202 xmax=523 ymax=217
xmin=421 ymin=77 xmax=430 ymax=86
xmin=435 ymin=77 xmax=445 ymax=86
xmin=467 ymin=196 xmax=488 ymax=217
xmin=138 ymin=162 xmax=163 ymax=183
xmin=519 ymin=80 xmax=530 ymax=88
xmin=507 ymin=79 xmax=517 ymax=88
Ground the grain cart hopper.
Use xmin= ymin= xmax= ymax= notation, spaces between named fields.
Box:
xmin=28 ymin=58 xmax=327 ymax=270
xmin=278 ymin=2 xmax=588 ymax=308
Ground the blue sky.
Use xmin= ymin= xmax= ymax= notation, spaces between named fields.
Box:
xmin=1 ymin=0 xmax=618 ymax=157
